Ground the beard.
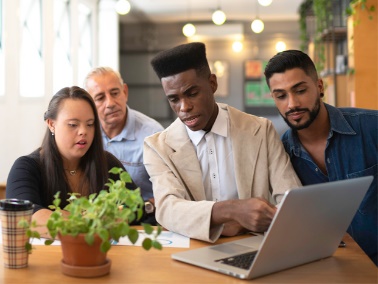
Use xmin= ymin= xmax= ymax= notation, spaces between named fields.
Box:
xmin=281 ymin=99 xmax=321 ymax=131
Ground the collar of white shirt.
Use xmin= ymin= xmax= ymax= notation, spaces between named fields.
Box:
xmin=186 ymin=105 xmax=229 ymax=146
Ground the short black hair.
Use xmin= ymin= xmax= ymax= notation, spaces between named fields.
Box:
xmin=150 ymin=42 xmax=210 ymax=80
xmin=264 ymin=50 xmax=319 ymax=87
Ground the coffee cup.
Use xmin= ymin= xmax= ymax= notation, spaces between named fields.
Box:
xmin=0 ymin=199 xmax=34 ymax=268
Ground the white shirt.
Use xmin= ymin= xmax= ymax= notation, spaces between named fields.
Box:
xmin=186 ymin=105 xmax=238 ymax=201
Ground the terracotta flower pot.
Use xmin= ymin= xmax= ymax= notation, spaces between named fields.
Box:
xmin=59 ymin=233 xmax=107 ymax=266
xmin=58 ymin=233 xmax=111 ymax=278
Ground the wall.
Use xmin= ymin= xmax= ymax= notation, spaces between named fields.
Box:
xmin=0 ymin=0 xmax=53 ymax=184
xmin=119 ymin=20 xmax=301 ymax=132
xmin=351 ymin=0 xmax=378 ymax=109
xmin=0 ymin=0 xmax=117 ymax=183
xmin=0 ymin=8 xmax=301 ymax=183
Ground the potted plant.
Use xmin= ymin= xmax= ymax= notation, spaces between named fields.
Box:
xmin=20 ymin=167 xmax=162 ymax=278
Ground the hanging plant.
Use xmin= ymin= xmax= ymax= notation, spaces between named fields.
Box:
xmin=312 ymin=0 xmax=331 ymax=73
xmin=346 ymin=0 xmax=376 ymax=25
xmin=298 ymin=0 xmax=313 ymax=51
xmin=297 ymin=0 xmax=330 ymax=72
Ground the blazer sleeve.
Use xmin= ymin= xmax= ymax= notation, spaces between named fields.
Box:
xmin=144 ymin=133 xmax=223 ymax=243
xmin=264 ymin=119 xmax=302 ymax=203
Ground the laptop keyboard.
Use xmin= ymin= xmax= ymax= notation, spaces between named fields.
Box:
xmin=215 ymin=251 xmax=257 ymax=270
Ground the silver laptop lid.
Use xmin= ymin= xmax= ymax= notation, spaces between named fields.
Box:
xmin=248 ymin=175 xmax=373 ymax=279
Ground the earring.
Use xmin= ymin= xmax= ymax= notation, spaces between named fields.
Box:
xmin=51 ymin=128 xmax=55 ymax=136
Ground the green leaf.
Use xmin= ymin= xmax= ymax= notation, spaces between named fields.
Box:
xmin=26 ymin=230 xmax=32 ymax=238
xmin=85 ymin=233 xmax=94 ymax=245
xmin=142 ymin=238 xmax=152 ymax=250
xmin=142 ymin=223 xmax=153 ymax=235
xmin=346 ymin=6 xmax=353 ymax=15
xmin=128 ymin=228 xmax=139 ymax=244
xmin=25 ymin=242 xmax=32 ymax=253
xmin=120 ymin=171 xmax=132 ymax=183
xmin=44 ymin=239 xmax=54 ymax=245
xmin=152 ymin=240 xmax=163 ymax=250
xmin=30 ymin=231 xmax=41 ymax=239
xmin=136 ymin=208 xmax=143 ymax=220
xmin=109 ymin=167 xmax=123 ymax=175
xmin=98 ymin=229 xmax=109 ymax=242
xmin=100 ymin=240 xmax=111 ymax=253
xmin=18 ymin=219 xmax=29 ymax=228
xmin=117 ymin=222 xmax=129 ymax=237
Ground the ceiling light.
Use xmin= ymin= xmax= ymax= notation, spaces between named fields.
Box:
xmin=183 ymin=23 xmax=196 ymax=37
xmin=182 ymin=0 xmax=196 ymax=37
xmin=251 ymin=0 xmax=264 ymax=34
xmin=251 ymin=18 xmax=264 ymax=33
xmin=232 ymin=41 xmax=243 ymax=53
xmin=115 ymin=0 xmax=131 ymax=15
xmin=275 ymin=41 xmax=286 ymax=52
xmin=258 ymin=0 xmax=273 ymax=6
xmin=212 ymin=9 xmax=226 ymax=25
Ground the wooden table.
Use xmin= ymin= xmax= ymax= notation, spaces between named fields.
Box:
xmin=0 ymin=232 xmax=376 ymax=283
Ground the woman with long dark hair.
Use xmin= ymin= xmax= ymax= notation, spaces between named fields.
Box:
xmin=6 ymin=86 xmax=136 ymax=236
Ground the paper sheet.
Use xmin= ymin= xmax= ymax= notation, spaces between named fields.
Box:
xmin=0 ymin=226 xmax=190 ymax=248
xmin=113 ymin=230 xmax=190 ymax=248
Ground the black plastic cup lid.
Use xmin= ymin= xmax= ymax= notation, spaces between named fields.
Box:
xmin=0 ymin=199 xmax=34 ymax=211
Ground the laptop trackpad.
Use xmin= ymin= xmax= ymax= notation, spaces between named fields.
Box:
xmin=211 ymin=243 xmax=255 ymax=255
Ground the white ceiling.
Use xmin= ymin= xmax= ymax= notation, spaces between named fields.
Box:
xmin=120 ymin=0 xmax=304 ymax=24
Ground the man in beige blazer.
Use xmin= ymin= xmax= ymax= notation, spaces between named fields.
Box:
xmin=145 ymin=42 xmax=301 ymax=242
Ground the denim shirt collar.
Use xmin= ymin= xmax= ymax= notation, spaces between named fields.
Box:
xmin=325 ymin=103 xmax=356 ymax=135
xmin=286 ymin=103 xmax=356 ymax=158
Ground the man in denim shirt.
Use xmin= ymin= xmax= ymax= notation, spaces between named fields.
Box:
xmin=264 ymin=50 xmax=377 ymax=265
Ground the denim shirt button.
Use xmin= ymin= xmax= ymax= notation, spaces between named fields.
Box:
xmin=315 ymin=168 xmax=319 ymax=172
xmin=327 ymin=158 xmax=331 ymax=163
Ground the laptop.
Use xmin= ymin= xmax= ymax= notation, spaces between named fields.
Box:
xmin=171 ymin=176 xmax=373 ymax=280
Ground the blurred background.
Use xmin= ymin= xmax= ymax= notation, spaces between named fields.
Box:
xmin=0 ymin=0 xmax=376 ymax=184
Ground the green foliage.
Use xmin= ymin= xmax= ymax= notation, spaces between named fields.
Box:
xmin=297 ymin=0 xmax=330 ymax=71
xmin=312 ymin=0 xmax=331 ymax=73
xmin=20 ymin=167 xmax=162 ymax=254
xmin=19 ymin=219 xmax=54 ymax=253
xmin=347 ymin=0 xmax=376 ymax=17
xmin=313 ymin=0 xmax=330 ymax=34
xmin=346 ymin=0 xmax=376 ymax=25
xmin=298 ymin=0 xmax=313 ymax=51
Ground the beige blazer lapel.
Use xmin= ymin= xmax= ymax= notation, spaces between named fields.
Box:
xmin=166 ymin=119 xmax=207 ymax=201
xmin=227 ymin=105 xmax=263 ymax=199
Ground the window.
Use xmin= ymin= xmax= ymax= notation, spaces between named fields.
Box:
xmin=0 ymin=0 xmax=4 ymax=97
xmin=77 ymin=2 xmax=93 ymax=85
xmin=53 ymin=0 xmax=73 ymax=94
xmin=19 ymin=0 xmax=44 ymax=97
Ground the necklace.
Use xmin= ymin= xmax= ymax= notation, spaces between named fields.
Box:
xmin=65 ymin=169 xmax=77 ymax=176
